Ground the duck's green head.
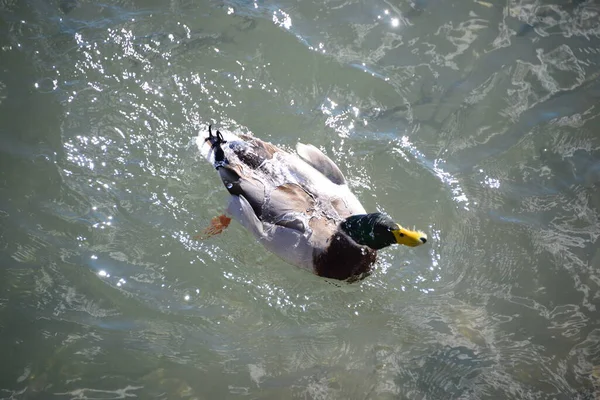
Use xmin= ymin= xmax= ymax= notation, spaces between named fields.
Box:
xmin=340 ymin=213 xmax=427 ymax=250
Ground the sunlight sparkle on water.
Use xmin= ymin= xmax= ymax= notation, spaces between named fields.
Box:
xmin=273 ymin=10 xmax=292 ymax=30
xmin=484 ymin=176 xmax=501 ymax=188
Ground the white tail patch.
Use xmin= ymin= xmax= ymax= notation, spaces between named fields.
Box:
xmin=195 ymin=128 xmax=242 ymax=165
xmin=195 ymin=134 xmax=214 ymax=163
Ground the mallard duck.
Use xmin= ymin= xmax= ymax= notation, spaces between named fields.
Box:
xmin=196 ymin=125 xmax=427 ymax=281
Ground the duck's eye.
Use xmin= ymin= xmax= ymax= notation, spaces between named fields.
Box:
xmin=399 ymin=233 xmax=405 ymax=237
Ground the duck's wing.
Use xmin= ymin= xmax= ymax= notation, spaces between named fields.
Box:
xmin=263 ymin=182 xmax=315 ymax=232
xmin=218 ymin=163 xmax=314 ymax=233
xmin=226 ymin=194 xmax=315 ymax=271
xmin=295 ymin=143 xmax=367 ymax=217
xmin=296 ymin=143 xmax=345 ymax=185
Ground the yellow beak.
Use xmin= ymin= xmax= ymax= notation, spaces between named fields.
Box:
xmin=392 ymin=225 xmax=428 ymax=247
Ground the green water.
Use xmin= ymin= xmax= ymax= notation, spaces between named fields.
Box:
xmin=1 ymin=0 xmax=599 ymax=398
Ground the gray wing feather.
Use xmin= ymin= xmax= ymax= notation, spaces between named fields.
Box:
xmin=226 ymin=194 xmax=265 ymax=238
xmin=296 ymin=143 xmax=345 ymax=185
xmin=221 ymin=162 xmax=311 ymax=232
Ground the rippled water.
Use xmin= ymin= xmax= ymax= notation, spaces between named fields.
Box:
xmin=1 ymin=0 xmax=599 ymax=398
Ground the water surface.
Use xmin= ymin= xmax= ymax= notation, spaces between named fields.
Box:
xmin=1 ymin=0 xmax=600 ymax=398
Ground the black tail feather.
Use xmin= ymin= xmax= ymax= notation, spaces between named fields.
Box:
xmin=206 ymin=124 xmax=227 ymax=144
xmin=205 ymin=125 xmax=227 ymax=167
